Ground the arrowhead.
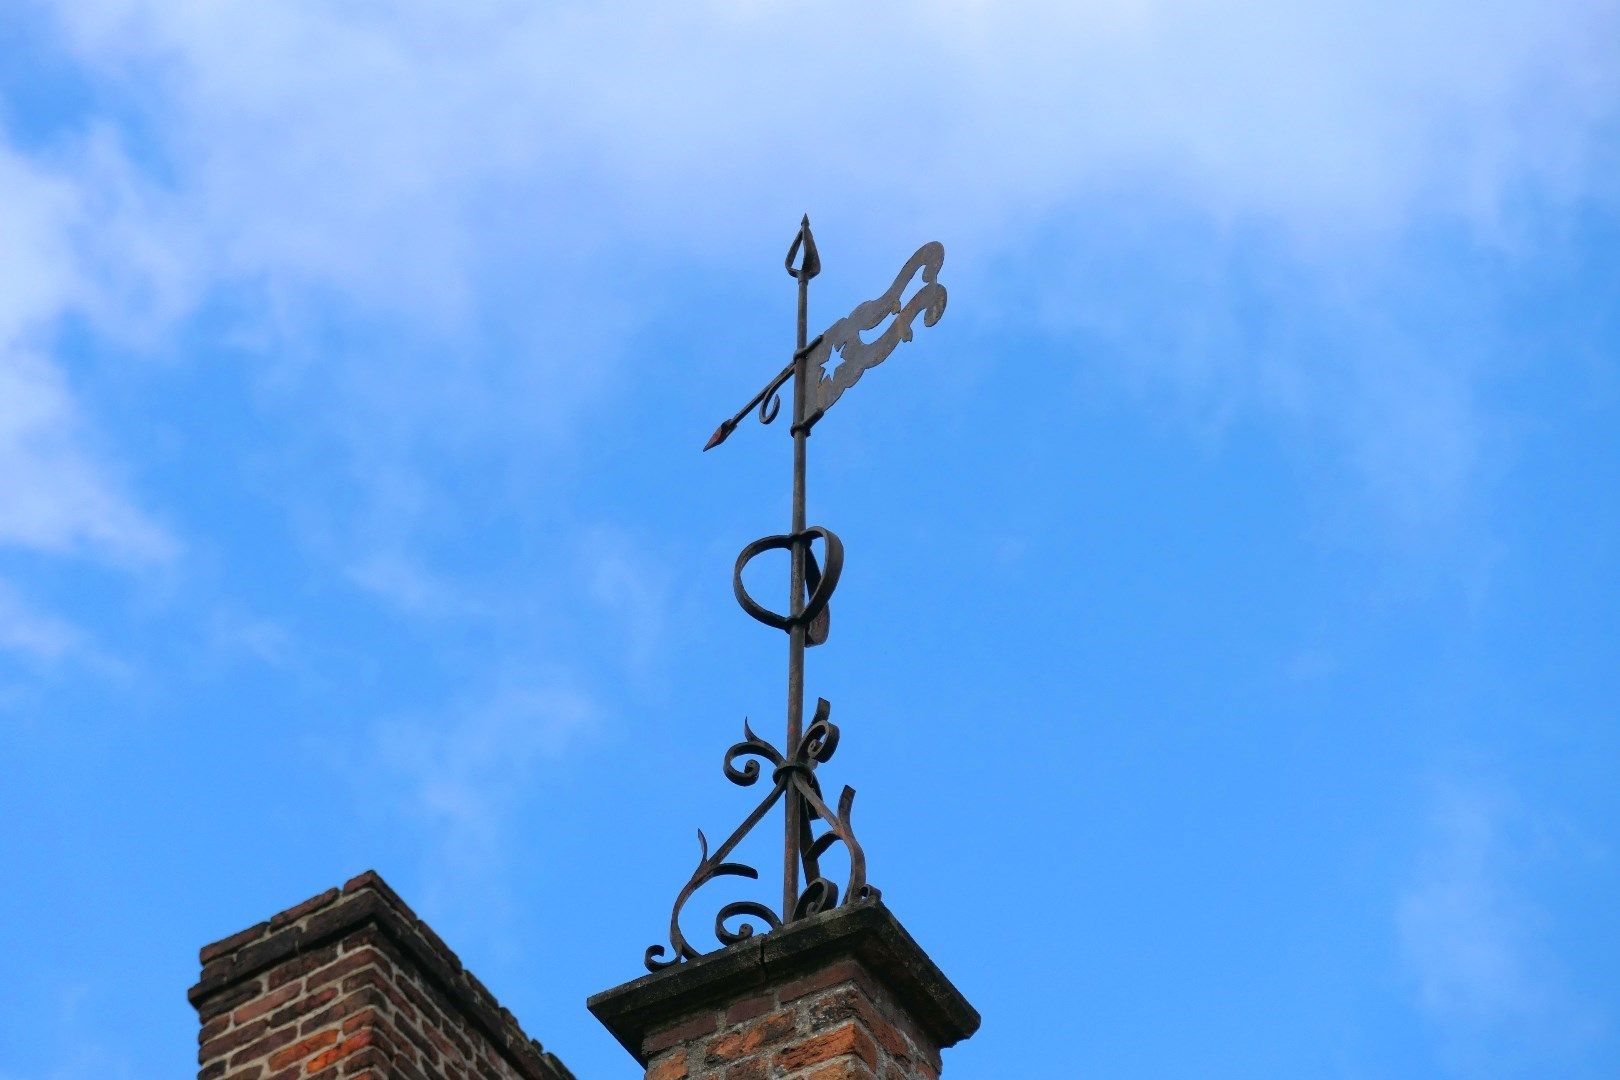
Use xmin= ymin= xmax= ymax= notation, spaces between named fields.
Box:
xmin=704 ymin=420 xmax=734 ymax=451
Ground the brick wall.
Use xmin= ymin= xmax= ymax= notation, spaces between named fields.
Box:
xmin=188 ymin=871 xmax=574 ymax=1080
xmin=640 ymin=957 xmax=941 ymax=1080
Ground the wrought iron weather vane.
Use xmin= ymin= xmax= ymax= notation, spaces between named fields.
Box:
xmin=645 ymin=218 xmax=947 ymax=971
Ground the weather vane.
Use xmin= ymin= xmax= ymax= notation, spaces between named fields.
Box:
xmin=645 ymin=217 xmax=947 ymax=971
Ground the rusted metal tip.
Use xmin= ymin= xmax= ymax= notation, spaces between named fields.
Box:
xmin=785 ymin=217 xmax=821 ymax=280
xmin=704 ymin=421 xmax=734 ymax=451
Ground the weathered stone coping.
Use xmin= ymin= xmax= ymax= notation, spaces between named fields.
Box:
xmin=588 ymin=900 xmax=979 ymax=1065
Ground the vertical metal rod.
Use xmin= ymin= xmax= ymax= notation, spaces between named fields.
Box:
xmin=783 ymin=223 xmax=811 ymax=922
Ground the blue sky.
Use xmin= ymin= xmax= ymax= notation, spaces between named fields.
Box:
xmin=1 ymin=2 xmax=1617 ymax=1077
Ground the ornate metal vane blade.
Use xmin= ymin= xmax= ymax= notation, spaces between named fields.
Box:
xmin=703 ymin=238 xmax=946 ymax=450
xmin=649 ymin=220 xmax=945 ymax=971
xmin=804 ymin=240 xmax=946 ymax=425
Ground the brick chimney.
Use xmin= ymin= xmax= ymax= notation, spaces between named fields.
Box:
xmin=589 ymin=901 xmax=978 ymax=1080
xmin=188 ymin=871 xmax=574 ymax=1080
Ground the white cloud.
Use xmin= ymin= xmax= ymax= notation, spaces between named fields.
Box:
xmin=0 ymin=145 xmax=80 ymax=340
xmin=0 ymin=579 xmax=83 ymax=661
xmin=1400 ymin=784 xmax=1542 ymax=1023
xmin=48 ymin=1 xmax=1620 ymax=255
xmin=19 ymin=0 xmax=1609 ymax=538
xmin=346 ymin=550 xmax=482 ymax=620
xmin=0 ymin=347 xmax=173 ymax=563
xmin=585 ymin=528 xmax=670 ymax=678
xmin=0 ymin=138 xmax=174 ymax=582
xmin=0 ymin=0 xmax=1609 ymax=652
xmin=1397 ymin=779 xmax=1605 ymax=1069
xmin=374 ymin=680 xmax=596 ymax=893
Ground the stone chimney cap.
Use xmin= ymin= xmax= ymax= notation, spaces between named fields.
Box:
xmin=588 ymin=899 xmax=979 ymax=1065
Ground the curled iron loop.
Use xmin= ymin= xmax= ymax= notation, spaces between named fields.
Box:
xmin=799 ymin=698 xmax=839 ymax=763
xmin=793 ymin=877 xmax=839 ymax=919
xmin=716 ymin=901 xmax=781 ymax=946
xmin=732 ymin=527 xmax=843 ymax=636
xmin=724 ymin=720 xmax=784 ymax=786
xmin=757 ymin=363 xmax=791 ymax=427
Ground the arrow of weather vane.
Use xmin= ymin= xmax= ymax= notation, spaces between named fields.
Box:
xmin=646 ymin=218 xmax=949 ymax=971
xmin=704 ymin=226 xmax=947 ymax=452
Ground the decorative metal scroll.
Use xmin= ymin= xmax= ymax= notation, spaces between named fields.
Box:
xmin=643 ymin=702 xmax=876 ymax=971
xmin=647 ymin=219 xmax=945 ymax=970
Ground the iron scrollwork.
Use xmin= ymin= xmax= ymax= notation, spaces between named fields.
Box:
xmin=643 ymin=699 xmax=877 ymax=972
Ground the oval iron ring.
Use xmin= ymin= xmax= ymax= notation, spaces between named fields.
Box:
xmin=732 ymin=526 xmax=843 ymax=633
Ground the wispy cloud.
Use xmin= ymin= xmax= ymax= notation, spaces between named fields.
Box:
xmin=0 ymin=136 xmax=174 ymax=675
xmin=370 ymin=679 xmax=597 ymax=925
xmin=0 ymin=0 xmax=1608 ymax=774
xmin=584 ymin=527 xmax=670 ymax=679
xmin=0 ymin=142 xmax=174 ymax=567
xmin=0 ymin=348 xmax=174 ymax=561
xmin=346 ymin=550 xmax=485 ymax=620
xmin=1398 ymin=777 xmax=1606 ymax=1071
xmin=1400 ymin=784 xmax=1543 ymax=1023
xmin=11 ymin=0 xmax=1607 ymax=545
xmin=47 ymin=1 xmax=1619 ymax=251
xmin=0 ymin=579 xmax=83 ymax=662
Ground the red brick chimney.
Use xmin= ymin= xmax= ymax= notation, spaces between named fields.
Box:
xmin=589 ymin=901 xmax=978 ymax=1080
xmin=188 ymin=871 xmax=574 ymax=1080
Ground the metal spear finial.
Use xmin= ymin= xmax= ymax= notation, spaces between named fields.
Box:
xmin=785 ymin=214 xmax=820 ymax=280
